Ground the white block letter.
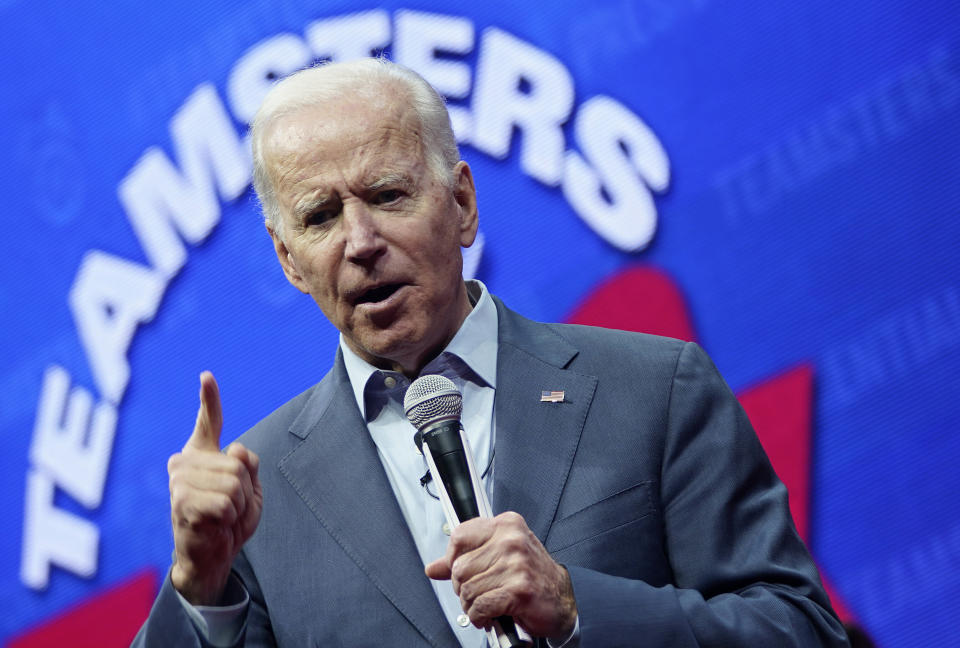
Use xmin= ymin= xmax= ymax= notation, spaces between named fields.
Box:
xmin=394 ymin=10 xmax=475 ymax=141
xmin=306 ymin=11 xmax=390 ymax=62
xmin=30 ymin=366 xmax=117 ymax=508
xmin=21 ymin=469 xmax=99 ymax=590
xmin=563 ymin=96 xmax=669 ymax=251
xmin=471 ymin=28 xmax=574 ymax=185
xmin=69 ymin=251 xmax=165 ymax=403
xmin=228 ymin=34 xmax=312 ymax=125
xmin=119 ymin=84 xmax=251 ymax=278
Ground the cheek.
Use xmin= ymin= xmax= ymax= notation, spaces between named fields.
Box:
xmin=299 ymin=246 xmax=334 ymax=283
xmin=295 ymin=256 xmax=338 ymax=303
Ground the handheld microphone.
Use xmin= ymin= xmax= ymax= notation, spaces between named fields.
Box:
xmin=404 ymin=375 xmax=531 ymax=648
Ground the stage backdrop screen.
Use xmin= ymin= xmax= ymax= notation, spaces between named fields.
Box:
xmin=2 ymin=1 xmax=958 ymax=646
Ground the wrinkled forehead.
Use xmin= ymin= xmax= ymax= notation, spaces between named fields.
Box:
xmin=262 ymin=87 xmax=427 ymax=176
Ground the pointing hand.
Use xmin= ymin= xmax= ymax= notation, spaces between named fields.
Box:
xmin=168 ymin=372 xmax=263 ymax=605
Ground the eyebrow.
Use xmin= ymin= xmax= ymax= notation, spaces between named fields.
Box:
xmin=289 ymin=172 xmax=417 ymax=225
xmin=366 ymin=172 xmax=416 ymax=193
xmin=293 ymin=195 xmax=336 ymax=224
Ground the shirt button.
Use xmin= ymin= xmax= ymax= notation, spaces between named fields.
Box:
xmin=456 ymin=613 xmax=470 ymax=627
xmin=441 ymin=522 xmax=451 ymax=536
xmin=384 ymin=375 xmax=397 ymax=388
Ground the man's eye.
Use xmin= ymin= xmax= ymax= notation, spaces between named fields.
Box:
xmin=306 ymin=209 xmax=337 ymax=226
xmin=373 ymin=189 xmax=403 ymax=204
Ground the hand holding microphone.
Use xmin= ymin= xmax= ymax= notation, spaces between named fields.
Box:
xmin=405 ymin=375 xmax=576 ymax=646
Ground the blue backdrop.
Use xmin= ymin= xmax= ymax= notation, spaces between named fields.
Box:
xmin=2 ymin=1 xmax=958 ymax=645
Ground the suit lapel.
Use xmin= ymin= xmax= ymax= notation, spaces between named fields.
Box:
xmin=277 ymin=356 xmax=457 ymax=647
xmin=492 ymin=301 xmax=598 ymax=545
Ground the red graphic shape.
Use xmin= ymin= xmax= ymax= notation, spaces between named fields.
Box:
xmin=739 ymin=367 xmax=854 ymax=621
xmin=738 ymin=366 xmax=812 ymax=542
xmin=566 ymin=264 xmax=855 ymax=623
xmin=819 ymin=573 xmax=855 ymax=623
xmin=8 ymin=570 xmax=157 ymax=648
xmin=566 ymin=266 xmax=696 ymax=341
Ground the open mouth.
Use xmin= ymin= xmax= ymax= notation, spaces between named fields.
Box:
xmin=355 ymin=283 xmax=404 ymax=305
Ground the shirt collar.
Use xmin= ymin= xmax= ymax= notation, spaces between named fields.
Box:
xmin=340 ymin=280 xmax=499 ymax=421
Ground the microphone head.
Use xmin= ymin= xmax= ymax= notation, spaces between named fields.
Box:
xmin=404 ymin=374 xmax=462 ymax=430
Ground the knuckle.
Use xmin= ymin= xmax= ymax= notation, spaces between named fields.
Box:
xmin=450 ymin=558 xmax=465 ymax=582
xmin=170 ymin=486 xmax=193 ymax=513
xmin=213 ymin=493 xmax=233 ymax=518
xmin=184 ymin=514 xmax=204 ymax=533
xmin=499 ymin=511 xmax=523 ymax=526
xmin=513 ymin=568 xmax=533 ymax=593
xmin=459 ymin=580 xmax=476 ymax=603
xmin=226 ymin=477 xmax=243 ymax=501
xmin=471 ymin=591 xmax=499 ymax=620
xmin=501 ymin=532 xmax=526 ymax=553
xmin=507 ymin=548 xmax=531 ymax=572
xmin=227 ymin=443 xmax=244 ymax=461
xmin=228 ymin=458 xmax=245 ymax=478
xmin=447 ymin=534 xmax=467 ymax=555
xmin=174 ymin=502 xmax=199 ymax=528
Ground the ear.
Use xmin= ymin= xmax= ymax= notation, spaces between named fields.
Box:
xmin=452 ymin=161 xmax=479 ymax=248
xmin=266 ymin=221 xmax=309 ymax=294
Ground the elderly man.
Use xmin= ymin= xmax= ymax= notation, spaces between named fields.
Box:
xmin=134 ymin=59 xmax=849 ymax=647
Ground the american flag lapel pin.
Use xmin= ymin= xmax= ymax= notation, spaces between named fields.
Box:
xmin=540 ymin=390 xmax=565 ymax=403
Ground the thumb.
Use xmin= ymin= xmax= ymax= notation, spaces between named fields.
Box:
xmin=185 ymin=371 xmax=223 ymax=451
xmin=424 ymin=556 xmax=452 ymax=581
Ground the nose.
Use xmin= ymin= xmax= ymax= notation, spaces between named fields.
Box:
xmin=342 ymin=202 xmax=385 ymax=263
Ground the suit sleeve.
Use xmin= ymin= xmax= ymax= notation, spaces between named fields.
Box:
xmin=131 ymin=570 xmax=244 ymax=648
xmin=567 ymin=342 xmax=849 ymax=647
xmin=131 ymin=554 xmax=275 ymax=647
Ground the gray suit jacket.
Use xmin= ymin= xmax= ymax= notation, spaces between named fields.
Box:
xmin=134 ymin=299 xmax=849 ymax=647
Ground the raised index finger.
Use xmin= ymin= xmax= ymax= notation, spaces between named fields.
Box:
xmin=184 ymin=371 xmax=223 ymax=452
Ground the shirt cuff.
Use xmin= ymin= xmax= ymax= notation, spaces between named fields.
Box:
xmin=545 ymin=614 xmax=580 ymax=648
xmin=173 ymin=573 xmax=249 ymax=647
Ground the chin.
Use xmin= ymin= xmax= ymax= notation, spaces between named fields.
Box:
xmin=353 ymin=330 xmax=420 ymax=366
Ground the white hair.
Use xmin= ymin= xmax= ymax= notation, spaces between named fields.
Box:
xmin=250 ymin=58 xmax=460 ymax=238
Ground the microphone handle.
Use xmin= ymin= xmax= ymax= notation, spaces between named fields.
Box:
xmin=423 ymin=420 xmax=480 ymax=521
xmin=423 ymin=421 xmax=530 ymax=648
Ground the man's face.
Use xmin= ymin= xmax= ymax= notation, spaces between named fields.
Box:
xmin=263 ymin=88 xmax=478 ymax=376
